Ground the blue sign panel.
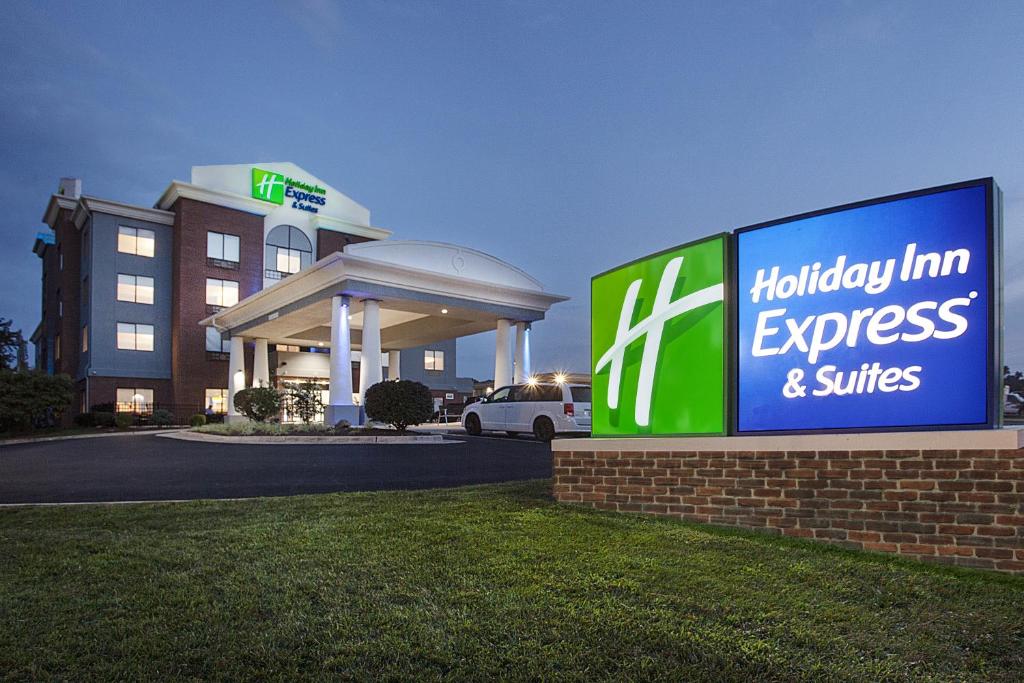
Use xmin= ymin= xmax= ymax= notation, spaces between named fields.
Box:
xmin=736 ymin=181 xmax=995 ymax=433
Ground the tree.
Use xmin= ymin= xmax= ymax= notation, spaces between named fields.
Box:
xmin=0 ymin=371 xmax=74 ymax=431
xmin=0 ymin=319 xmax=21 ymax=370
xmin=363 ymin=380 xmax=433 ymax=432
xmin=288 ymin=381 xmax=324 ymax=424
xmin=232 ymin=387 xmax=282 ymax=422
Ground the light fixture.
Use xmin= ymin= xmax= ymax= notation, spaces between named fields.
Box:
xmin=318 ymin=342 xmax=324 ymax=347
xmin=553 ymin=372 xmax=567 ymax=385
xmin=485 ymin=387 xmax=493 ymax=394
xmin=526 ymin=375 xmax=539 ymax=386
xmin=441 ymin=308 xmax=448 ymax=314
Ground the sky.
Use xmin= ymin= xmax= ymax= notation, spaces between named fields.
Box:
xmin=1 ymin=0 xmax=1023 ymax=379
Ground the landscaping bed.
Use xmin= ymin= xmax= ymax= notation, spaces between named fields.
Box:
xmin=1 ymin=481 xmax=1021 ymax=681
xmin=192 ymin=422 xmax=426 ymax=437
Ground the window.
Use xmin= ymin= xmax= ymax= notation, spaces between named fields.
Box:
xmin=516 ymin=384 xmax=562 ymax=402
xmin=206 ymin=278 xmax=239 ymax=307
xmin=117 ymin=323 xmax=154 ymax=351
xmin=205 ymin=389 xmax=229 ymax=414
xmin=276 ymin=344 xmax=300 ymax=353
xmin=265 ymin=225 xmax=312 ymax=277
xmin=116 ymin=388 xmax=153 ymax=414
xmin=81 ymin=325 xmax=88 ymax=353
xmin=117 ymin=226 xmax=155 ymax=257
xmin=58 ymin=245 xmax=63 ymax=271
xmin=58 ymin=297 xmax=62 ymax=318
xmin=488 ymin=387 xmax=511 ymax=402
xmin=205 ymin=327 xmax=230 ymax=353
xmin=207 ymin=232 xmax=240 ymax=262
xmin=570 ymin=386 xmax=592 ymax=403
xmin=117 ymin=274 xmax=154 ymax=304
xmin=55 ymin=333 xmax=61 ymax=361
xmin=424 ymin=349 xmax=445 ymax=371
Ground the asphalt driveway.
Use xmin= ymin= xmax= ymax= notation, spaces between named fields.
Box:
xmin=0 ymin=433 xmax=551 ymax=504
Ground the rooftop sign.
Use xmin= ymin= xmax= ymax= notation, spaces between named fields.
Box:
xmin=251 ymin=167 xmax=327 ymax=213
xmin=591 ymin=178 xmax=1002 ymax=436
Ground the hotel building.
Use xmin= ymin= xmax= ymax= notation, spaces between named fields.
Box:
xmin=32 ymin=163 xmax=566 ymax=422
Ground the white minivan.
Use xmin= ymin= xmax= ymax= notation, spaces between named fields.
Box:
xmin=462 ymin=382 xmax=591 ymax=441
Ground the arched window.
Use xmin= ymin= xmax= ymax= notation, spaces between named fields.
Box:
xmin=265 ymin=225 xmax=312 ymax=278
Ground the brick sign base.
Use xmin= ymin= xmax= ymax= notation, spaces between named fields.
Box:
xmin=552 ymin=432 xmax=1024 ymax=574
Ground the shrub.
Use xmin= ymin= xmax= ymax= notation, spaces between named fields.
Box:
xmin=74 ymin=412 xmax=97 ymax=428
xmin=94 ymin=412 xmax=116 ymax=428
xmin=0 ymin=371 xmax=74 ymax=432
xmin=190 ymin=414 xmax=207 ymax=427
xmin=151 ymin=409 xmax=174 ymax=427
xmin=363 ymin=380 xmax=433 ymax=432
xmin=114 ymin=413 xmax=133 ymax=430
xmin=90 ymin=402 xmax=116 ymax=414
xmin=288 ymin=381 xmax=324 ymax=424
xmin=233 ymin=387 xmax=282 ymax=422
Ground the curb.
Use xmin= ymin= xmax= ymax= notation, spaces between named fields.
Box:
xmin=158 ymin=431 xmax=453 ymax=445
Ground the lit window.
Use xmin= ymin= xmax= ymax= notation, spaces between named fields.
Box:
xmin=265 ymin=225 xmax=312 ymax=275
xmin=82 ymin=325 xmax=88 ymax=353
xmin=276 ymin=344 xmax=300 ymax=352
xmin=424 ymin=349 xmax=444 ymax=371
xmin=205 ymin=327 xmax=230 ymax=353
xmin=206 ymin=278 xmax=239 ymax=307
xmin=207 ymin=232 xmax=240 ymax=262
xmin=117 ymin=274 xmax=154 ymax=304
xmin=117 ymin=226 xmax=155 ymax=257
xmin=205 ymin=389 xmax=229 ymax=414
xmin=117 ymin=323 xmax=154 ymax=351
xmin=55 ymin=333 xmax=61 ymax=361
xmin=116 ymin=388 xmax=154 ymax=414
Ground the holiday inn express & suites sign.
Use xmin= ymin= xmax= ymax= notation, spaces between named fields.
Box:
xmin=252 ymin=167 xmax=328 ymax=213
xmin=591 ymin=178 xmax=1002 ymax=436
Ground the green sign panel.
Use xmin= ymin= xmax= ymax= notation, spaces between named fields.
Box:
xmin=591 ymin=234 xmax=728 ymax=436
xmin=252 ymin=167 xmax=285 ymax=204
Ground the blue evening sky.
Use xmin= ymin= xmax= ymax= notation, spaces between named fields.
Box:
xmin=1 ymin=0 xmax=1022 ymax=378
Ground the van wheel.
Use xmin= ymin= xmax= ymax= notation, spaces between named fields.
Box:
xmin=533 ymin=416 xmax=555 ymax=442
xmin=465 ymin=414 xmax=482 ymax=436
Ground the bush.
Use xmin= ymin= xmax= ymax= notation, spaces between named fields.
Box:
xmin=363 ymin=380 xmax=433 ymax=432
xmin=114 ymin=413 xmax=133 ymax=430
xmin=288 ymin=381 xmax=324 ymax=424
xmin=190 ymin=414 xmax=207 ymax=427
xmin=90 ymin=402 xmax=116 ymax=414
xmin=233 ymin=387 xmax=282 ymax=422
xmin=94 ymin=412 xmax=116 ymax=428
xmin=74 ymin=412 xmax=97 ymax=428
xmin=0 ymin=371 xmax=74 ymax=432
xmin=151 ymin=409 xmax=174 ymax=427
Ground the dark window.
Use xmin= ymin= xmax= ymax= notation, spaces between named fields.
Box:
xmin=570 ymin=386 xmax=592 ymax=403
xmin=515 ymin=384 xmax=562 ymax=402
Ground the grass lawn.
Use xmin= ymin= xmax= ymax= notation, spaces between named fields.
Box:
xmin=1 ymin=481 xmax=1022 ymax=681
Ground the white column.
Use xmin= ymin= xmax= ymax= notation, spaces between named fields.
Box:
xmin=494 ymin=318 xmax=513 ymax=388
xmin=252 ymin=338 xmax=270 ymax=388
xmin=227 ymin=335 xmax=246 ymax=419
xmin=358 ymin=299 xmax=383 ymax=402
xmin=514 ymin=322 xmax=531 ymax=383
xmin=329 ymin=295 xmax=354 ymax=411
xmin=388 ymin=350 xmax=401 ymax=380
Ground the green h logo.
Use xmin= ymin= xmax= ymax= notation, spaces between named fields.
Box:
xmin=252 ymin=167 xmax=285 ymax=204
xmin=591 ymin=235 xmax=727 ymax=436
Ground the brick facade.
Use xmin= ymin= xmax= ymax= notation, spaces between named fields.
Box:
xmin=316 ymin=228 xmax=372 ymax=260
xmin=52 ymin=207 xmax=81 ymax=379
xmin=169 ymin=198 xmax=263 ymax=409
xmin=553 ymin=446 xmax=1024 ymax=574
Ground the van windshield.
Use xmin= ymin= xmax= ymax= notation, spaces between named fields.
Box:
xmin=570 ymin=386 xmax=591 ymax=402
